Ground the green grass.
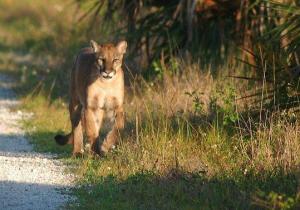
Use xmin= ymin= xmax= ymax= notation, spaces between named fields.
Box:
xmin=70 ymin=170 xmax=298 ymax=210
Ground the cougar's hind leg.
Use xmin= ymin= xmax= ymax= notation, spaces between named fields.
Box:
xmin=101 ymin=106 xmax=124 ymax=154
xmin=70 ymin=99 xmax=84 ymax=156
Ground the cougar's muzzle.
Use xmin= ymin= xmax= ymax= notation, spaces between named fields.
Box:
xmin=101 ymin=70 xmax=116 ymax=79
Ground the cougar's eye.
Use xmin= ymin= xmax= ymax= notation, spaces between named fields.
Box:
xmin=113 ymin=58 xmax=120 ymax=64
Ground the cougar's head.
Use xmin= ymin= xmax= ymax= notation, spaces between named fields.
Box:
xmin=90 ymin=40 xmax=127 ymax=79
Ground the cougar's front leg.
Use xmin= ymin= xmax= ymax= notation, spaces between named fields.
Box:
xmin=101 ymin=106 xmax=124 ymax=154
xmin=84 ymin=107 xmax=104 ymax=154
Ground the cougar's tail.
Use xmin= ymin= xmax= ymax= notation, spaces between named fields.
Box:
xmin=54 ymin=133 xmax=72 ymax=145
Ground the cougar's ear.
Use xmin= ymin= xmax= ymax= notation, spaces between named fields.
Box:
xmin=90 ymin=40 xmax=100 ymax=53
xmin=116 ymin=40 xmax=127 ymax=54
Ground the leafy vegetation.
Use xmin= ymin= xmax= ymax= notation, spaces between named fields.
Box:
xmin=0 ymin=0 xmax=299 ymax=209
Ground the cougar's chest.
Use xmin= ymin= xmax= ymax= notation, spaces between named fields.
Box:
xmin=101 ymin=95 xmax=119 ymax=110
xmin=92 ymin=88 xmax=121 ymax=110
xmin=87 ymin=78 xmax=124 ymax=111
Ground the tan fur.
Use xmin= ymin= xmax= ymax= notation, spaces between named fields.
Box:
xmin=55 ymin=40 xmax=127 ymax=156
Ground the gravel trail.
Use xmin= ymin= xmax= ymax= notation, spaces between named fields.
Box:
xmin=0 ymin=74 xmax=74 ymax=210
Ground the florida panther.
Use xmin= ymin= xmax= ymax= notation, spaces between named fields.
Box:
xmin=55 ymin=40 xmax=127 ymax=156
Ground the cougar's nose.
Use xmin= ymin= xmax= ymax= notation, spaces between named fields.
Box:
xmin=104 ymin=68 xmax=114 ymax=73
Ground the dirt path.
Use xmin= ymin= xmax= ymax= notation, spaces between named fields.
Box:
xmin=0 ymin=74 xmax=74 ymax=210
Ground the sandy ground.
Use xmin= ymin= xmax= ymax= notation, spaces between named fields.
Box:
xmin=0 ymin=74 xmax=74 ymax=210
